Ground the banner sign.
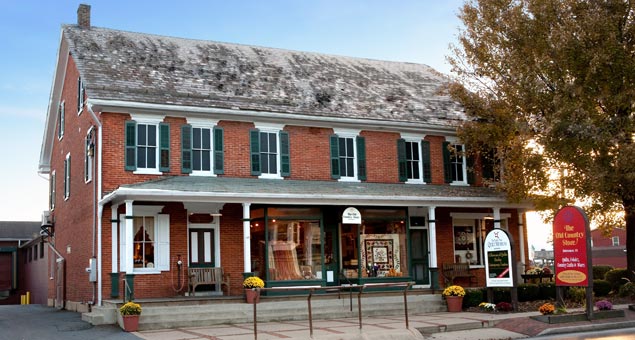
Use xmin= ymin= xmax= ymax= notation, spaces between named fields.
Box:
xmin=342 ymin=207 xmax=361 ymax=224
xmin=484 ymin=229 xmax=513 ymax=287
xmin=553 ymin=206 xmax=590 ymax=286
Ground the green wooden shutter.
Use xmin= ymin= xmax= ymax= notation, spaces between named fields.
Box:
xmin=124 ymin=120 xmax=137 ymax=171
xmin=181 ymin=124 xmax=192 ymax=174
xmin=443 ymin=141 xmax=452 ymax=183
xmin=467 ymin=154 xmax=475 ymax=185
xmin=356 ymin=136 xmax=366 ymax=181
xmin=482 ymin=149 xmax=495 ymax=180
xmin=397 ymin=139 xmax=407 ymax=182
xmin=330 ymin=135 xmax=340 ymax=179
xmin=280 ymin=130 xmax=290 ymax=177
xmin=421 ymin=140 xmax=432 ymax=183
xmin=159 ymin=123 xmax=170 ymax=172
xmin=250 ymin=129 xmax=261 ymax=176
xmin=213 ymin=126 xmax=224 ymax=174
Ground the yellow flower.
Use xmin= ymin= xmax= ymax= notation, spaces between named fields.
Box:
xmin=539 ymin=303 xmax=555 ymax=315
xmin=243 ymin=276 xmax=265 ymax=289
xmin=120 ymin=301 xmax=142 ymax=315
xmin=442 ymin=285 xmax=465 ymax=297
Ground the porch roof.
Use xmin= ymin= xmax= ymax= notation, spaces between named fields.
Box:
xmin=101 ymin=177 xmax=532 ymax=209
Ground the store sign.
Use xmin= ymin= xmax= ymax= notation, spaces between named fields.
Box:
xmin=484 ymin=229 xmax=513 ymax=287
xmin=342 ymin=207 xmax=361 ymax=224
xmin=553 ymin=206 xmax=590 ymax=286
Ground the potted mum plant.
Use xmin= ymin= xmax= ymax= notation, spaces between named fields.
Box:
xmin=243 ymin=276 xmax=265 ymax=304
xmin=119 ymin=301 xmax=142 ymax=332
xmin=442 ymin=285 xmax=465 ymax=312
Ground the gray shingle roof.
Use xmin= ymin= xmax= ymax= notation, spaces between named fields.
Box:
xmin=64 ymin=25 xmax=464 ymax=126
xmin=108 ymin=177 xmax=522 ymax=208
xmin=0 ymin=221 xmax=41 ymax=240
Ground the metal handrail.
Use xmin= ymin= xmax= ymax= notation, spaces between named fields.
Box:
xmin=122 ymin=278 xmax=133 ymax=303
xmin=250 ymin=281 xmax=415 ymax=340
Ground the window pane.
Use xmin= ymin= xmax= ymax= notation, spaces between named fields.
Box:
xmin=261 ymin=152 xmax=269 ymax=172
xmin=339 ymin=138 xmax=346 ymax=157
xmin=147 ymin=126 xmax=157 ymax=147
xmin=202 ymin=129 xmax=211 ymax=150
xmin=269 ymin=154 xmax=277 ymax=173
xmin=202 ymin=151 xmax=211 ymax=171
xmin=266 ymin=220 xmax=320 ymax=281
xmin=260 ymin=133 xmax=269 ymax=152
xmin=193 ymin=150 xmax=201 ymax=171
xmin=346 ymin=158 xmax=354 ymax=177
xmin=193 ymin=128 xmax=201 ymax=149
xmin=346 ymin=138 xmax=354 ymax=157
xmin=359 ymin=220 xmax=408 ymax=278
xmin=270 ymin=133 xmax=277 ymax=153
xmin=147 ymin=147 xmax=156 ymax=168
xmin=138 ymin=146 xmax=147 ymax=168
xmin=137 ymin=125 xmax=146 ymax=145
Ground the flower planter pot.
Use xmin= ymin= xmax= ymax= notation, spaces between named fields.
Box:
xmin=122 ymin=315 xmax=140 ymax=332
xmin=445 ymin=296 xmax=463 ymax=312
xmin=245 ymin=289 xmax=260 ymax=304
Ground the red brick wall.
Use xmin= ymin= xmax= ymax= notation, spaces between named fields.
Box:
xmin=362 ymin=131 xmax=400 ymax=183
xmin=286 ymin=126 xmax=332 ymax=180
xmin=218 ymin=121 xmax=253 ymax=178
xmin=426 ymin=136 xmax=446 ymax=185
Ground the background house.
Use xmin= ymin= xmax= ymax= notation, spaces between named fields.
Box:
xmin=591 ymin=227 xmax=626 ymax=268
xmin=0 ymin=221 xmax=41 ymax=305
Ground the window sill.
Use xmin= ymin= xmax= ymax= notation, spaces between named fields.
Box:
xmin=190 ymin=172 xmax=217 ymax=177
xmin=405 ymin=180 xmax=425 ymax=184
xmin=133 ymin=169 xmax=162 ymax=175
xmin=450 ymin=182 xmax=469 ymax=186
xmin=338 ymin=177 xmax=360 ymax=183
xmin=132 ymin=270 xmax=162 ymax=275
xmin=259 ymin=174 xmax=283 ymax=180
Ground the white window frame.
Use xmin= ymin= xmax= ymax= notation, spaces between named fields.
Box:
xmin=189 ymin=118 xmax=219 ymax=177
xmin=120 ymin=205 xmax=169 ymax=274
xmin=77 ymin=77 xmax=85 ymax=115
xmin=58 ymin=101 xmax=65 ymax=140
xmin=131 ymin=114 xmax=164 ymax=175
xmin=50 ymin=171 xmax=56 ymax=211
xmin=334 ymin=128 xmax=360 ymax=182
xmin=451 ymin=213 xmax=510 ymax=268
xmin=255 ymin=123 xmax=284 ymax=179
xmin=401 ymin=133 xmax=426 ymax=184
xmin=612 ymin=236 xmax=620 ymax=246
xmin=85 ymin=127 xmax=94 ymax=183
xmin=63 ymin=153 xmax=71 ymax=200
xmin=446 ymin=137 xmax=468 ymax=185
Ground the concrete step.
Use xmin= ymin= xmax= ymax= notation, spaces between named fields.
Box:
xmin=128 ymin=294 xmax=444 ymax=331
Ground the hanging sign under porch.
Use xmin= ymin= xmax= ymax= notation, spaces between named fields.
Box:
xmin=342 ymin=207 xmax=361 ymax=224
xmin=484 ymin=228 xmax=513 ymax=287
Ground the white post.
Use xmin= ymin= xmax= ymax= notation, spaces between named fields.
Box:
xmin=243 ymin=203 xmax=251 ymax=273
xmin=428 ymin=206 xmax=437 ymax=268
xmin=111 ymin=204 xmax=119 ymax=273
xmin=124 ymin=200 xmax=134 ymax=273
xmin=518 ymin=210 xmax=526 ymax=265
xmin=493 ymin=207 xmax=501 ymax=229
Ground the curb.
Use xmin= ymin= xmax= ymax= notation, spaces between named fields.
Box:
xmin=538 ymin=320 xmax=635 ymax=336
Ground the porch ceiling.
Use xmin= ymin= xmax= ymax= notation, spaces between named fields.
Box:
xmin=101 ymin=176 xmax=532 ymax=209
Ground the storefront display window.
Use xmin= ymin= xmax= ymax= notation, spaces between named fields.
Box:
xmin=267 ymin=219 xmax=321 ymax=281
xmin=359 ymin=220 xmax=407 ymax=278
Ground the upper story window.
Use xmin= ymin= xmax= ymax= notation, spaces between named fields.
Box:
xmin=612 ymin=236 xmax=620 ymax=246
xmin=77 ymin=77 xmax=85 ymax=114
xmin=125 ymin=115 xmax=169 ymax=174
xmin=57 ymin=102 xmax=65 ymax=140
xmin=85 ymin=127 xmax=95 ymax=183
xmin=250 ymin=123 xmax=289 ymax=179
xmin=49 ymin=171 xmax=56 ymax=210
xmin=443 ymin=139 xmax=467 ymax=185
xmin=397 ymin=136 xmax=431 ymax=183
xmin=330 ymin=129 xmax=366 ymax=182
xmin=64 ymin=153 xmax=71 ymax=200
xmin=181 ymin=120 xmax=224 ymax=175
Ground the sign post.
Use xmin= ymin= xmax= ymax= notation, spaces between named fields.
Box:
xmin=483 ymin=228 xmax=518 ymax=310
xmin=553 ymin=206 xmax=592 ymax=319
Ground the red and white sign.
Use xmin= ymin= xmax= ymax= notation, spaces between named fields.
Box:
xmin=553 ymin=206 xmax=590 ymax=286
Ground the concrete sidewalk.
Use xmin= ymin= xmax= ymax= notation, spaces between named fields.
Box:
xmin=132 ymin=304 xmax=635 ymax=340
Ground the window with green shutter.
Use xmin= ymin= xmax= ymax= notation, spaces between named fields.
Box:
xmin=280 ymin=131 xmax=290 ymax=177
xmin=159 ymin=123 xmax=170 ymax=172
xmin=250 ymin=129 xmax=261 ymax=176
xmin=397 ymin=139 xmax=407 ymax=182
xmin=181 ymin=125 xmax=192 ymax=173
xmin=213 ymin=126 xmax=224 ymax=174
xmin=356 ymin=136 xmax=366 ymax=181
xmin=125 ymin=121 xmax=137 ymax=171
xmin=124 ymin=120 xmax=166 ymax=173
xmin=330 ymin=135 xmax=340 ymax=179
xmin=421 ymin=140 xmax=431 ymax=183
xmin=250 ymin=128 xmax=288 ymax=178
xmin=444 ymin=141 xmax=467 ymax=184
xmin=331 ymin=133 xmax=364 ymax=181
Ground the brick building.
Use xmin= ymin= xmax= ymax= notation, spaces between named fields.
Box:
xmin=591 ymin=227 xmax=626 ymax=268
xmin=38 ymin=5 xmax=532 ymax=311
xmin=0 ymin=221 xmax=43 ymax=305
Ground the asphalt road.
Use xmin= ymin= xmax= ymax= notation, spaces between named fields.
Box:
xmin=0 ymin=305 xmax=139 ymax=340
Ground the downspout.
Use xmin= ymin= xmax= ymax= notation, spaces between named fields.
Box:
xmin=87 ymin=103 xmax=103 ymax=306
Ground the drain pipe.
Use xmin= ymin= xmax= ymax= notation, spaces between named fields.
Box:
xmin=87 ymin=103 xmax=103 ymax=306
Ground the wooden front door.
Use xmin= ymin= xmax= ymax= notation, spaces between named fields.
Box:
xmin=189 ymin=229 xmax=215 ymax=268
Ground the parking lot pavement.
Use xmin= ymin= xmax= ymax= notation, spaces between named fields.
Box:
xmin=0 ymin=305 xmax=139 ymax=340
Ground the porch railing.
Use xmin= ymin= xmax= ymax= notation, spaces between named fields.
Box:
xmin=250 ymin=281 xmax=414 ymax=340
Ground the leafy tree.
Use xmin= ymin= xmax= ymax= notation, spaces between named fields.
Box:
xmin=447 ymin=0 xmax=635 ymax=278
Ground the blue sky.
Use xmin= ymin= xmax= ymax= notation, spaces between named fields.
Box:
xmin=0 ymin=1 xmax=552 ymax=250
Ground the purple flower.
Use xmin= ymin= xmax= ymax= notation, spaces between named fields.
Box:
xmin=595 ymin=300 xmax=613 ymax=311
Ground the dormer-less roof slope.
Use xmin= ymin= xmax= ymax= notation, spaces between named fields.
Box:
xmin=63 ymin=25 xmax=464 ymax=126
xmin=0 ymin=221 xmax=41 ymax=241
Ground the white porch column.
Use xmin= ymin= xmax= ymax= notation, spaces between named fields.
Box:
xmin=124 ymin=200 xmax=134 ymax=273
xmin=111 ymin=204 xmax=119 ymax=273
xmin=518 ymin=210 xmax=526 ymax=265
xmin=242 ymin=203 xmax=252 ymax=273
xmin=493 ymin=207 xmax=501 ymax=229
xmin=428 ymin=206 xmax=438 ymax=268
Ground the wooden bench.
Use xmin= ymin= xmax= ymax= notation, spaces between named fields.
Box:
xmin=188 ymin=267 xmax=230 ymax=296
xmin=441 ymin=263 xmax=477 ymax=287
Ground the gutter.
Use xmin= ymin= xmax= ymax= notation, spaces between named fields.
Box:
xmin=87 ymin=103 xmax=103 ymax=306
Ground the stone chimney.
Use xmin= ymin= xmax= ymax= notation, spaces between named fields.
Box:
xmin=77 ymin=4 xmax=91 ymax=28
